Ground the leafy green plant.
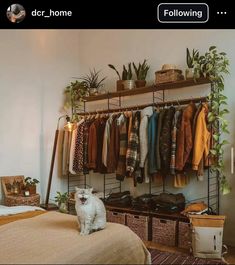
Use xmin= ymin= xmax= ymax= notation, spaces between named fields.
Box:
xmin=108 ymin=64 xmax=121 ymax=80
xmin=55 ymin=191 xmax=69 ymax=204
xmin=132 ymin=59 xmax=150 ymax=80
xmin=79 ymin=68 xmax=106 ymax=89
xmin=63 ymin=80 xmax=88 ymax=122
xmin=193 ymin=46 xmax=230 ymax=195
xmin=186 ymin=48 xmax=199 ymax=68
xmin=122 ymin=63 xmax=133 ymax=80
xmin=25 ymin=177 xmax=39 ymax=186
xmin=108 ymin=63 xmax=133 ymax=80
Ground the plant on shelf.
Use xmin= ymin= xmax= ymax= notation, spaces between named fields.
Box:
xmin=132 ymin=59 xmax=150 ymax=87
xmin=108 ymin=63 xmax=135 ymax=90
xmin=185 ymin=48 xmax=199 ymax=79
xmin=193 ymin=46 xmax=230 ymax=195
xmin=79 ymin=68 xmax=106 ymax=96
xmin=63 ymin=80 xmax=88 ymax=122
xmin=24 ymin=177 xmax=40 ymax=195
xmin=55 ymin=191 xmax=69 ymax=213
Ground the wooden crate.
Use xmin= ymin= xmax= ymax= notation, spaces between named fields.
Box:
xmin=126 ymin=214 xmax=149 ymax=241
xmin=152 ymin=217 xmax=177 ymax=246
xmin=107 ymin=210 xmax=126 ymax=225
xmin=178 ymin=221 xmax=192 ymax=249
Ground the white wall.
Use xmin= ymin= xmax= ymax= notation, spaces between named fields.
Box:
xmin=77 ymin=30 xmax=235 ymax=246
xmin=0 ymin=30 xmax=80 ymax=203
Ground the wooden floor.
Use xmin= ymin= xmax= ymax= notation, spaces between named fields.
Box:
xmin=144 ymin=241 xmax=235 ymax=264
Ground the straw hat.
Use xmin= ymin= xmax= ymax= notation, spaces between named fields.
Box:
xmin=161 ymin=64 xmax=177 ymax=71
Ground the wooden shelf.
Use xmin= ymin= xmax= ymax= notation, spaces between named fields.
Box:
xmin=82 ymin=78 xmax=210 ymax=102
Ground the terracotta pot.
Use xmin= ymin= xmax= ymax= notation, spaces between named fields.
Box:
xmin=135 ymin=80 xmax=146 ymax=88
xmin=116 ymin=80 xmax=125 ymax=91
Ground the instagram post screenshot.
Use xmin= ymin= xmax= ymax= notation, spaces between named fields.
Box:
xmin=0 ymin=0 xmax=235 ymax=264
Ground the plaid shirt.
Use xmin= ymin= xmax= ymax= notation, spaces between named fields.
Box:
xmin=116 ymin=114 xmax=128 ymax=181
xmin=126 ymin=111 xmax=141 ymax=174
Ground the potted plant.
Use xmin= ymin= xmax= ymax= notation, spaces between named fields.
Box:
xmin=55 ymin=191 xmax=69 ymax=213
xmin=185 ymin=48 xmax=199 ymax=79
xmin=63 ymin=80 xmax=88 ymax=122
xmin=24 ymin=177 xmax=39 ymax=195
xmin=133 ymin=59 xmax=150 ymax=88
xmin=193 ymin=46 xmax=230 ymax=195
xmin=108 ymin=63 xmax=135 ymax=90
xmin=79 ymin=68 xmax=106 ymax=96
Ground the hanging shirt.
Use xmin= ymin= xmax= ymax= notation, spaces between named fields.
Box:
xmin=73 ymin=119 xmax=85 ymax=173
xmin=192 ymin=103 xmax=211 ymax=173
xmin=175 ymin=102 xmax=196 ymax=171
xmin=148 ymin=111 xmax=159 ymax=178
xmin=116 ymin=114 xmax=128 ymax=181
xmin=156 ymin=109 xmax=166 ymax=170
xmin=160 ymin=106 xmax=175 ymax=171
xmin=170 ymin=110 xmax=182 ymax=175
xmin=139 ymin=107 xmax=153 ymax=168
xmin=102 ymin=114 xmax=115 ymax=167
xmin=126 ymin=111 xmax=141 ymax=174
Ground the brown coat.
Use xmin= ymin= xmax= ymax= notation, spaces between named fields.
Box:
xmin=106 ymin=114 xmax=120 ymax=173
xmin=175 ymin=102 xmax=196 ymax=171
xmin=87 ymin=119 xmax=99 ymax=169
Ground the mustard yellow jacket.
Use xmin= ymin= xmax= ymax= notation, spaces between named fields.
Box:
xmin=192 ymin=103 xmax=210 ymax=170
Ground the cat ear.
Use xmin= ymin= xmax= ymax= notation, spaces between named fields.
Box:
xmin=89 ymin=188 xmax=93 ymax=194
xmin=75 ymin=187 xmax=80 ymax=192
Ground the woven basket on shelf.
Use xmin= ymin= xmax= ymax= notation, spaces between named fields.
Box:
xmin=126 ymin=214 xmax=149 ymax=241
xmin=107 ymin=210 xmax=126 ymax=225
xmin=5 ymin=194 xmax=40 ymax=207
xmin=152 ymin=217 xmax=177 ymax=246
xmin=178 ymin=221 xmax=192 ymax=249
xmin=155 ymin=69 xmax=184 ymax=84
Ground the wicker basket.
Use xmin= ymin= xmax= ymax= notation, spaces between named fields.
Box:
xmin=152 ymin=217 xmax=177 ymax=246
xmin=126 ymin=214 xmax=149 ymax=241
xmin=155 ymin=69 xmax=184 ymax=84
xmin=5 ymin=194 xmax=40 ymax=206
xmin=107 ymin=210 xmax=126 ymax=225
xmin=178 ymin=221 xmax=192 ymax=249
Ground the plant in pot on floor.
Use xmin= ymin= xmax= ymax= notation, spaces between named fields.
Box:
xmin=108 ymin=63 xmax=135 ymax=90
xmin=133 ymin=59 xmax=150 ymax=88
xmin=185 ymin=48 xmax=199 ymax=79
xmin=79 ymin=68 xmax=106 ymax=96
xmin=55 ymin=191 xmax=69 ymax=213
xmin=24 ymin=177 xmax=40 ymax=195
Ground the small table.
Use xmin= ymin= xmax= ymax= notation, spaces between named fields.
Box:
xmin=5 ymin=194 xmax=40 ymax=207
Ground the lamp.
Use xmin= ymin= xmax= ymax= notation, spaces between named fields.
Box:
xmin=40 ymin=115 xmax=76 ymax=210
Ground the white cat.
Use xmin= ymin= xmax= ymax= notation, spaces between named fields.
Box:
xmin=75 ymin=187 xmax=106 ymax=235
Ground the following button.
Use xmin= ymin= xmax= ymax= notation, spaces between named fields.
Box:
xmin=157 ymin=3 xmax=209 ymax=23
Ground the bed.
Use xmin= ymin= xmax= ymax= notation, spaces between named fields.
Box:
xmin=0 ymin=207 xmax=151 ymax=264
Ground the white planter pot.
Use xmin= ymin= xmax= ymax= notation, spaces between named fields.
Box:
xmin=123 ymin=80 xmax=135 ymax=90
xmin=185 ymin=68 xmax=194 ymax=79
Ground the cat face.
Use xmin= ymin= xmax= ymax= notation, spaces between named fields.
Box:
xmin=75 ymin=187 xmax=93 ymax=205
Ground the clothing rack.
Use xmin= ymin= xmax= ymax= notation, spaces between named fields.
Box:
xmin=76 ymin=96 xmax=207 ymax=116
xmin=68 ymin=79 xmax=220 ymax=215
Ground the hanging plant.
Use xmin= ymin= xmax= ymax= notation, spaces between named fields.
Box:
xmin=63 ymin=80 xmax=88 ymax=122
xmin=193 ymin=46 xmax=230 ymax=195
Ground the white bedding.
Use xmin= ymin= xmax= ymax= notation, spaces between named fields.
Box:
xmin=0 ymin=205 xmax=45 ymax=216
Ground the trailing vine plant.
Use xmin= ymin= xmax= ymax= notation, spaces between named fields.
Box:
xmin=193 ymin=46 xmax=231 ymax=195
xmin=63 ymin=80 xmax=88 ymax=122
